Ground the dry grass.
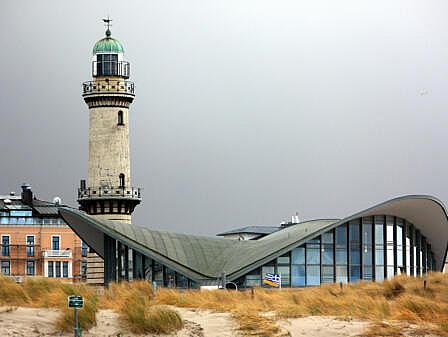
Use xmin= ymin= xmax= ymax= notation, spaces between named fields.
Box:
xmin=1 ymin=273 xmax=447 ymax=336
xmin=0 ymin=276 xmax=98 ymax=331
xmin=148 ymin=273 xmax=448 ymax=336
xmin=359 ymin=321 xmax=405 ymax=337
xmin=101 ymin=281 xmax=183 ymax=334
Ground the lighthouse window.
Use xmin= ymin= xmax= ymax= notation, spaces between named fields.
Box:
xmin=117 ymin=111 xmax=124 ymax=125
xmin=119 ymin=174 xmax=125 ymax=188
xmin=96 ymin=54 xmax=118 ymax=76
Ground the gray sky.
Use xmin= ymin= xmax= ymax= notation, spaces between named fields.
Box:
xmin=1 ymin=0 xmax=448 ymax=235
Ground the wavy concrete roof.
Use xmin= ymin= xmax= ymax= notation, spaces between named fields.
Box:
xmin=59 ymin=195 xmax=448 ymax=282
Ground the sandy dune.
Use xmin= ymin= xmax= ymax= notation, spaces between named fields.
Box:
xmin=279 ymin=316 xmax=369 ymax=337
xmin=0 ymin=306 xmax=237 ymax=337
xmin=4 ymin=306 xmax=439 ymax=337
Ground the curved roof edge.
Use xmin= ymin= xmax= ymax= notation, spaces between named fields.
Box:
xmin=227 ymin=195 xmax=448 ymax=280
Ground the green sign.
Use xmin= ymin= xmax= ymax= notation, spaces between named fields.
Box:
xmin=68 ymin=295 xmax=84 ymax=309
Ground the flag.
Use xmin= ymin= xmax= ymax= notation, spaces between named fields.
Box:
xmin=262 ymin=273 xmax=281 ymax=288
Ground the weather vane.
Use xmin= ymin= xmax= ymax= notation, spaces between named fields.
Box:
xmin=103 ymin=17 xmax=112 ymax=36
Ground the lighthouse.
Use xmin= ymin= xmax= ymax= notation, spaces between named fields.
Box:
xmin=78 ymin=19 xmax=141 ymax=285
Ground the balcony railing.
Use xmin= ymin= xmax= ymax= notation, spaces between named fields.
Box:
xmin=0 ymin=244 xmax=42 ymax=259
xmin=42 ymin=250 xmax=72 ymax=258
xmin=78 ymin=186 xmax=142 ymax=200
xmin=92 ymin=60 xmax=130 ymax=78
xmin=82 ymin=80 xmax=135 ymax=95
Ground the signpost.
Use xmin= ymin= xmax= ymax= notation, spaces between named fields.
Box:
xmin=68 ymin=295 xmax=84 ymax=337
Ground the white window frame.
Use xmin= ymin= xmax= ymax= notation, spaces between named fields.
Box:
xmin=26 ymin=234 xmax=35 ymax=257
xmin=26 ymin=260 xmax=35 ymax=276
xmin=51 ymin=235 xmax=61 ymax=251
xmin=1 ymin=234 xmax=10 ymax=257
xmin=1 ymin=259 xmax=11 ymax=275
xmin=44 ymin=260 xmax=72 ymax=278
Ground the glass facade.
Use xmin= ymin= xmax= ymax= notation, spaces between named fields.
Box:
xmin=104 ymin=215 xmax=437 ymax=289
xmin=104 ymin=243 xmax=197 ymax=289
xmin=240 ymin=215 xmax=437 ymax=288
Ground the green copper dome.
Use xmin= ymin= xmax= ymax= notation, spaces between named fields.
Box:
xmin=92 ymin=31 xmax=124 ymax=55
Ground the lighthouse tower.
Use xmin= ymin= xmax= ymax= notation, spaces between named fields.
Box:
xmin=78 ymin=19 xmax=141 ymax=285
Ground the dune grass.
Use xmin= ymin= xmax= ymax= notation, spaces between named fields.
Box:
xmin=0 ymin=273 xmax=447 ymax=336
xmin=101 ymin=281 xmax=183 ymax=334
xmin=149 ymin=273 xmax=448 ymax=336
xmin=0 ymin=276 xmax=98 ymax=331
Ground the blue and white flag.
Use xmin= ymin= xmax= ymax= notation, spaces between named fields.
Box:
xmin=262 ymin=273 xmax=281 ymax=288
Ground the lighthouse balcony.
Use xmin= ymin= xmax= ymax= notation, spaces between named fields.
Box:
xmin=92 ymin=60 xmax=130 ymax=78
xmin=82 ymin=80 xmax=135 ymax=95
xmin=77 ymin=186 xmax=141 ymax=201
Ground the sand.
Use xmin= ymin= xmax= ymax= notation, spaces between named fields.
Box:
xmin=0 ymin=306 xmax=238 ymax=337
xmin=278 ymin=316 xmax=369 ymax=337
xmin=1 ymin=306 xmax=441 ymax=337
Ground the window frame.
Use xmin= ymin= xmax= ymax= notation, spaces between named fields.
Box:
xmin=51 ymin=235 xmax=60 ymax=251
xmin=1 ymin=235 xmax=10 ymax=257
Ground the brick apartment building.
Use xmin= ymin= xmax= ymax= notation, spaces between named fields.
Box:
xmin=0 ymin=184 xmax=87 ymax=282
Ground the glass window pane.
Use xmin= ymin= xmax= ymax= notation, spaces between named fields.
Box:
xmin=291 ymin=265 xmax=305 ymax=287
xmin=262 ymin=265 xmax=275 ymax=277
xmin=375 ymin=248 xmax=384 ymax=265
xmin=306 ymin=248 xmax=320 ymax=264
xmin=336 ymin=265 xmax=348 ymax=283
xmin=335 ymin=225 xmax=347 ymax=245
xmin=55 ymin=261 xmax=61 ymax=277
xmin=291 ymin=247 xmax=305 ymax=264
xmin=350 ymin=266 xmax=361 ymax=282
xmin=386 ymin=217 xmax=394 ymax=243
xmin=52 ymin=237 xmax=60 ymax=250
xmin=375 ymin=266 xmax=384 ymax=281
xmin=63 ymin=262 xmax=69 ymax=278
xmin=336 ymin=249 xmax=347 ymax=264
xmin=363 ymin=245 xmax=373 ymax=265
xmin=396 ymin=220 xmax=403 ymax=246
xmin=176 ymin=274 xmax=189 ymax=288
xmin=245 ymin=273 xmax=261 ymax=287
xmin=387 ymin=246 xmax=394 ymax=267
xmin=278 ymin=266 xmax=290 ymax=287
xmin=48 ymin=261 xmax=54 ymax=277
xmin=322 ymin=245 xmax=334 ymax=265
xmin=363 ymin=265 xmax=373 ymax=280
xmin=362 ymin=220 xmax=373 ymax=245
xmin=322 ymin=231 xmax=333 ymax=244
xmin=322 ymin=266 xmax=334 ymax=284
xmin=349 ymin=221 xmax=360 ymax=242
xmin=387 ymin=266 xmax=394 ymax=279
xmin=277 ymin=253 xmax=290 ymax=265
xmin=375 ymin=218 xmax=384 ymax=244
xmin=306 ymin=265 xmax=320 ymax=286
xmin=153 ymin=261 xmax=163 ymax=286
xmin=350 ymin=246 xmax=360 ymax=264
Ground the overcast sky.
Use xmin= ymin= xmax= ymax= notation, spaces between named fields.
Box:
xmin=1 ymin=0 xmax=448 ymax=235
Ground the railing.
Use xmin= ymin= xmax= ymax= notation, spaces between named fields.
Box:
xmin=92 ymin=60 xmax=130 ymax=78
xmin=0 ymin=244 xmax=42 ymax=259
xmin=82 ymin=80 xmax=135 ymax=95
xmin=42 ymin=250 xmax=72 ymax=258
xmin=78 ymin=186 xmax=142 ymax=200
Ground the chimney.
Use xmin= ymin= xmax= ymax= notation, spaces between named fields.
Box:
xmin=21 ymin=183 xmax=33 ymax=205
xmin=80 ymin=179 xmax=86 ymax=190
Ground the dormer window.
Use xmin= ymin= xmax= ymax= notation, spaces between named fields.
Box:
xmin=117 ymin=111 xmax=124 ymax=126
xmin=119 ymin=174 xmax=125 ymax=188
